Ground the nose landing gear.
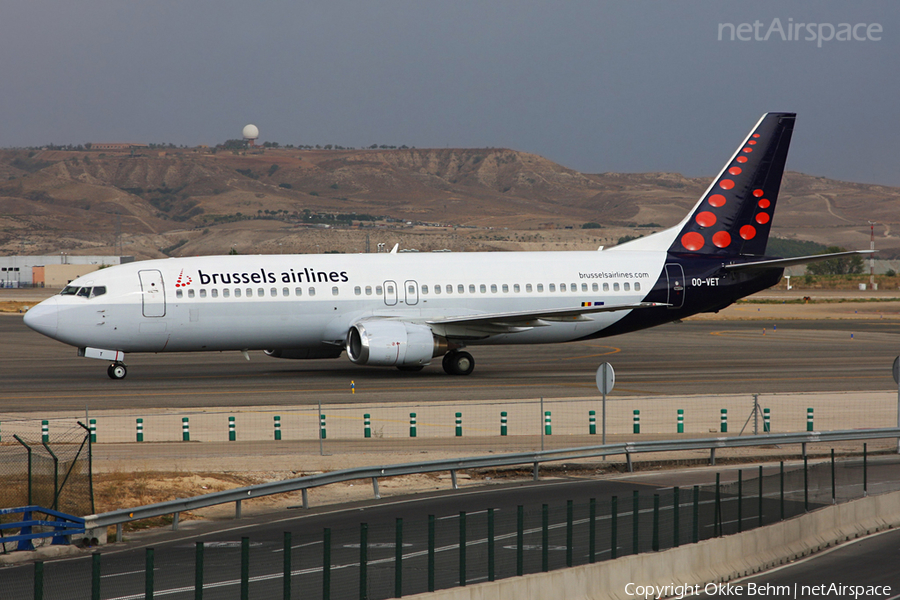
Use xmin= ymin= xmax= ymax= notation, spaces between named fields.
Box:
xmin=107 ymin=362 xmax=127 ymax=380
xmin=442 ymin=351 xmax=475 ymax=376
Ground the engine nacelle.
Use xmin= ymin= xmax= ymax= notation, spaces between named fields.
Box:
xmin=264 ymin=346 xmax=344 ymax=360
xmin=346 ymin=320 xmax=448 ymax=367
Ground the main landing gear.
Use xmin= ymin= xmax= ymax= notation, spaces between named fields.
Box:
xmin=442 ymin=351 xmax=475 ymax=376
xmin=107 ymin=362 xmax=127 ymax=380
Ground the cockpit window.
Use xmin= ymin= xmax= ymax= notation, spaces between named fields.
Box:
xmin=60 ymin=285 xmax=107 ymax=298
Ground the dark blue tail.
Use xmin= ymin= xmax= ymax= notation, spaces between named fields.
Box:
xmin=670 ymin=112 xmax=795 ymax=257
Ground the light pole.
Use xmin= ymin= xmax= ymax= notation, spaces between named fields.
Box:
xmin=868 ymin=221 xmax=877 ymax=289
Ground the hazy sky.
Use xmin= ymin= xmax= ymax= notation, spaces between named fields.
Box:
xmin=3 ymin=1 xmax=897 ymax=184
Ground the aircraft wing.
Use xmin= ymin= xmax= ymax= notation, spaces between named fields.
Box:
xmin=723 ymin=250 xmax=873 ymax=272
xmin=426 ymin=302 xmax=665 ymax=334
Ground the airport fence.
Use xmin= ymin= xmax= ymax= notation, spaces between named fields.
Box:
xmin=0 ymin=423 xmax=93 ymax=514
xmin=0 ymin=391 xmax=896 ymax=455
xmin=2 ymin=449 xmax=896 ymax=600
xmin=0 ymin=423 xmax=93 ymax=553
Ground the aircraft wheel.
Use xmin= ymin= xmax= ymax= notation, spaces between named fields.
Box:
xmin=445 ymin=351 xmax=475 ymax=376
xmin=397 ymin=365 xmax=425 ymax=372
xmin=107 ymin=363 xmax=127 ymax=380
xmin=442 ymin=352 xmax=456 ymax=375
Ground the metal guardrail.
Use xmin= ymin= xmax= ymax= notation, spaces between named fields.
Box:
xmin=84 ymin=427 xmax=900 ymax=533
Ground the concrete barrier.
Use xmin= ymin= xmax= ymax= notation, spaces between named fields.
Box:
xmin=405 ymin=489 xmax=900 ymax=600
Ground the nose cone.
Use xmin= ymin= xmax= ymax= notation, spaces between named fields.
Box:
xmin=24 ymin=297 xmax=59 ymax=338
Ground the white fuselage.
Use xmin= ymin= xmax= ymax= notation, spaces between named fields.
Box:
xmin=27 ymin=250 xmax=665 ymax=354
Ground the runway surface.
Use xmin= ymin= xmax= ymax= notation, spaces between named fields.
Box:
xmin=1 ymin=315 xmax=898 ymax=413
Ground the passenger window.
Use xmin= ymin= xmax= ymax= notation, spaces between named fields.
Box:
xmin=537 ymin=284 xmax=543 ymax=292
xmin=91 ymin=286 xmax=107 ymax=298
xmin=469 ymin=284 xmax=475 ymax=293
xmin=549 ymin=284 xmax=556 ymax=292
xmin=592 ymin=283 xmax=598 ymax=292
xmin=176 ymin=289 xmax=183 ymax=299
xmin=269 ymin=288 xmax=275 ymax=297
xmin=434 ymin=285 xmax=441 ymax=294
xmin=200 ymin=289 xmax=207 ymax=298
xmin=490 ymin=284 xmax=497 ymax=293
xmin=309 ymin=287 xmax=316 ymax=296
xmin=559 ymin=284 xmax=566 ymax=292
xmin=502 ymin=284 xmax=509 ymax=293
xmin=295 ymin=287 xmax=303 ymax=296
xmin=332 ymin=287 xmax=339 ymax=296
xmin=211 ymin=289 xmax=218 ymax=298
xmin=526 ymin=284 xmax=533 ymax=293
xmin=261 ymin=288 xmax=267 ymax=297
xmin=408 ymin=284 xmax=415 ymax=294
xmin=422 ymin=285 xmax=429 ymax=294
xmin=283 ymin=288 xmax=289 ymax=297
xmin=387 ymin=284 xmax=395 ymax=294
xmin=223 ymin=289 xmax=230 ymax=298
xmin=354 ymin=286 xmax=361 ymax=295
xmin=188 ymin=289 xmax=195 ymax=298
xmin=365 ymin=286 xmax=372 ymax=296
xmin=376 ymin=286 xmax=383 ymax=295
xmin=603 ymin=283 xmax=610 ymax=292
xmin=458 ymin=284 xmax=465 ymax=294
xmin=480 ymin=284 xmax=486 ymax=293
xmin=624 ymin=282 xmax=631 ymax=291
xmin=245 ymin=288 xmax=252 ymax=297
xmin=513 ymin=284 xmax=519 ymax=293
xmin=635 ymin=282 xmax=641 ymax=291
xmin=613 ymin=282 xmax=620 ymax=291
xmin=235 ymin=289 xmax=242 ymax=298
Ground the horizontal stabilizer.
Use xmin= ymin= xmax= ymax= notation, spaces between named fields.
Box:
xmin=723 ymin=250 xmax=873 ymax=272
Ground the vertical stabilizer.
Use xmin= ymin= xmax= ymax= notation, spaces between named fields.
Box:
xmin=609 ymin=113 xmax=795 ymax=257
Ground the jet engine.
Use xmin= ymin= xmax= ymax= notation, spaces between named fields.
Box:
xmin=346 ymin=320 xmax=448 ymax=367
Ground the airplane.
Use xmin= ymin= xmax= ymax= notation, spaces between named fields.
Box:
xmin=24 ymin=112 xmax=870 ymax=379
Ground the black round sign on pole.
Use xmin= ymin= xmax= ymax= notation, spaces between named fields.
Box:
xmin=596 ymin=363 xmax=615 ymax=448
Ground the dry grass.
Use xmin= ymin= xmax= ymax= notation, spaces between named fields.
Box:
xmin=94 ymin=471 xmax=261 ymax=536
xmin=0 ymin=301 xmax=34 ymax=313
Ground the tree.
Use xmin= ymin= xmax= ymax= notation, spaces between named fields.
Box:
xmin=805 ymin=246 xmax=864 ymax=275
xmin=220 ymin=139 xmax=248 ymax=150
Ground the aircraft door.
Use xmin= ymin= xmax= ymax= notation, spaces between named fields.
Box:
xmin=383 ymin=280 xmax=398 ymax=306
xmin=665 ymin=264 xmax=685 ymax=309
xmin=404 ymin=280 xmax=419 ymax=305
xmin=138 ymin=269 xmax=166 ymax=317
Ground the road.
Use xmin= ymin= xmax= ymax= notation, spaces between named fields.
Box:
xmin=4 ymin=457 xmax=900 ymax=599
xmin=703 ymin=527 xmax=900 ymax=599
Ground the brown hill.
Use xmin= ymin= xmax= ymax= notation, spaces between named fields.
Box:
xmin=1 ymin=147 xmax=898 ymax=259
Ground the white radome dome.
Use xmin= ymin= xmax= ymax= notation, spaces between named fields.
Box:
xmin=242 ymin=124 xmax=259 ymax=140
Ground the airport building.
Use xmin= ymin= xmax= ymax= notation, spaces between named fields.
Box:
xmin=0 ymin=255 xmax=134 ymax=288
